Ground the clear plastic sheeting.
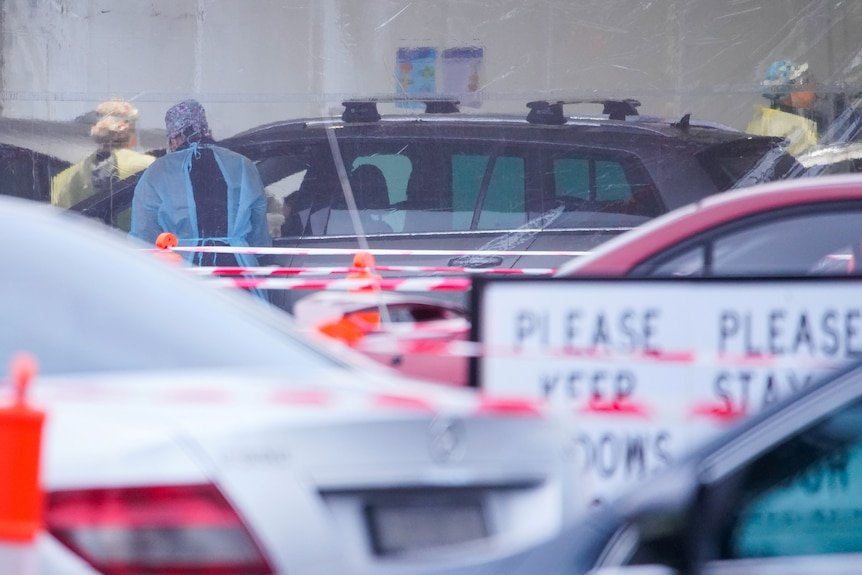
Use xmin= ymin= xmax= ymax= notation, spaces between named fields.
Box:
xmin=1 ymin=1 xmax=860 ymax=135
xmin=7 ymin=5 xmax=862 ymax=575
xmin=1 ymin=1 xmax=862 ymax=285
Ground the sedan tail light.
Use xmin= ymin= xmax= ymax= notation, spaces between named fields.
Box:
xmin=46 ymin=483 xmax=273 ymax=575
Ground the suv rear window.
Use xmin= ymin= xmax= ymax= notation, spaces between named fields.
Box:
xmin=696 ymin=139 xmax=796 ymax=191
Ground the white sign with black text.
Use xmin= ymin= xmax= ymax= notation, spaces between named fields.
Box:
xmin=474 ymin=277 xmax=862 ymax=506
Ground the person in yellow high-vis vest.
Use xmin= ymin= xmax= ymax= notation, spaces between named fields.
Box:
xmin=51 ymin=100 xmax=156 ymax=209
xmin=746 ymin=59 xmax=822 ymax=157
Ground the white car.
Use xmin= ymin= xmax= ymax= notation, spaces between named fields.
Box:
xmin=0 ymin=198 xmax=578 ymax=575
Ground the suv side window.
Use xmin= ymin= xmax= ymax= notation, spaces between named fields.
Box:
xmin=544 ymin=152 xmax=662 ymax=226
xmin=554 ymin=158 xmax=631 ymax=203
xmin=353 ymin=155 xmax=411 ymax=204
xmin=451 ymin=153 xmax=527 ymax=231
xmin=479 ymin=156 xmax=526 ymax=230
xmin=721 ymin=396 xmax=862 ymax=559
xmin=268 ymin=139 xmax=664 ymax=239
xmin=452 ymin=154 xmax=487 ymax=229
xmin=347 ymin=154 xmax=412 ymax=233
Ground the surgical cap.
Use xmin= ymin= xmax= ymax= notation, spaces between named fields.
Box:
xmin=164 ymin=99 xmax=211 ymax=139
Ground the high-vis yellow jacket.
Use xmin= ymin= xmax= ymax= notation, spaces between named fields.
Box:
xmin=745 ymin=106 xmax=819 ymax=157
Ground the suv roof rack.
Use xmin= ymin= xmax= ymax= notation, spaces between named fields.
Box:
xmin=526 ymin=98 xmax=642 ymax=124
xmin=341 ymin=96 xmax=461 ymax=123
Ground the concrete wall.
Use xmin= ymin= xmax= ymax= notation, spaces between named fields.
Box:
xmin=2 ymin=0 xmax=862 ymax=138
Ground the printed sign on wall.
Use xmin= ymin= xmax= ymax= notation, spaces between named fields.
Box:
xmin=442 ymin=46 xmax=483 ymax=107
xmin=396 ymin=46 xmax=484 ymax=107
xmin=396 ymin=47 xmax=438 ymax=106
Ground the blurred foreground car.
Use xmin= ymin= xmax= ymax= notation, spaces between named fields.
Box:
xmin=0 ymin=197 xmax=576 ymax=575
xmin=442 ymin=357 xmax=862 ymax=575
xmin=556 ymin=173 xmax=862 ymax=277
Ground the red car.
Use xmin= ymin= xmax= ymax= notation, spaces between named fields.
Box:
xmin=556 ymin=173 xmax=862 ymax=277
xmin=291 ymin=290 xmax=471 ymax=386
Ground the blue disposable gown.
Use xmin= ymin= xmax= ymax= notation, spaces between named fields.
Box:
xmin=130 ymin=143 xmax=271 ymax=267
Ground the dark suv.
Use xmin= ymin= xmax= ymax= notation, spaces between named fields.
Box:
xmin=72 ymin=97 xmax=799 ymax=308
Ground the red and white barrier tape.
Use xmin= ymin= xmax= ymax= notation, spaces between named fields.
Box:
xmin=211 ymin=277 xmax=473 ymax=291
xmin=354 ymin=340 xmax=696 ymax=361
xmin=189 ymin=265 xmax=556 ymax=276
xmin=38 ymin=386 xmax=455 ymax=412
xmin=167 ymin=245 xmax=589 ymax=257
xmin=352 ymin=337 xmax=843 ymax=368
xmin=355 ymin=338 xmax=482 ymax=357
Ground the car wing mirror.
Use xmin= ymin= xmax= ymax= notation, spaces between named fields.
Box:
xmin=607 ymin=464 xmax=701 ymax=573
xmin=618 ymin=463 xmax=699 ymax=526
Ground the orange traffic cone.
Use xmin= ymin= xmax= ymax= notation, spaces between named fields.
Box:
xmin=347 ymin=251 xmax=381 ymax=291
xmin=154 ymin=232 xmax=183 ymax=265
xmin=317 ymin=251 xmax=384 ymax=343
xmin=0 ymin=353 xmax=45 ymax=542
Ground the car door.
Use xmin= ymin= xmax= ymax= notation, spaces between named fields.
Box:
xmin=522 ymin=146 xmax=665 ymax=270
xmin=691 ymin=368 xmax=862 ymax=574
xmin=590 ymin=364 xmax=862 ymax=575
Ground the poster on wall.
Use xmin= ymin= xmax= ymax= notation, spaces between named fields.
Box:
xmin=442 ymin=46 xmax=483 ymax=108
xmin=396 ymin=47 xmax=438 ymax=107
